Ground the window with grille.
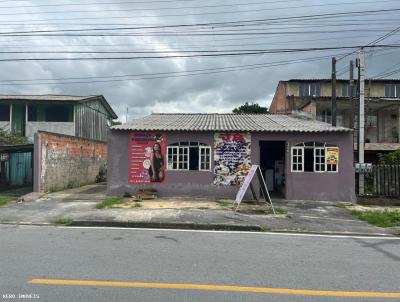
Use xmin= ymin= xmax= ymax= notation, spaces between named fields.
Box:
xmin=199 ymin=146 xmax=211 ymax=171
xmin=291 ymin=147 xmax=304 ymax=172
xmin=384 ymin=84 xmax=400 ymax=97
xmin=167 ymin=142 xmax=211 ymax=171
xmin=299 ymin=83 xmax=321 ymax=97
xmin=314 ymin=147 xmax=326 ymax=172
xmin=292 ymin=142 xmax=339 ymax=173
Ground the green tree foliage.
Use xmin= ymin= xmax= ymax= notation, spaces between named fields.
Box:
xmin=378 ymin=150 xmax=400 ymax=165
xmin=232 ymin=102 xmax=269 ymax=114
xmin=0 ymin=129 xmax=28 ymax=146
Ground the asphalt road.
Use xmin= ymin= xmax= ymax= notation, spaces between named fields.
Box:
xmin=0 ymin=225 xmax=399 ymax=302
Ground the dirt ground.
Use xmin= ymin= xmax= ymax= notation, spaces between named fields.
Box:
xmin=111 ymin=198 xmax=281 ymax=215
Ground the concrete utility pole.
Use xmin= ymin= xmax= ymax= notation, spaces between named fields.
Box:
xmin=349 ymin=60 xmax=354 ymax=129
xmin=331 ymin=57 xmax=337 ymax=126
xmin=358 ymin=48 xmax=365 ymax=195
xmin=126 ymin=107 xmax=129 ymax=123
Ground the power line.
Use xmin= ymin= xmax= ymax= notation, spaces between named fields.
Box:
xmin=0 ymin=0 xmax=396 ymax=17
xmin=0 ymin=29 xmax=395 ymax=38
xmin=0 ymin=44 xmax=399 ymax=54
xmin=0 ymin=6 xmax=398 ymax=24
xmin=337 ymin=25 xmax=400 ymax=62
xmin=0 ymin=53 xmax=348 ymax=86
xmin=0 ymin=45 xmax=397 ymax=62
xmin=1 ymin=0 xmax=394 ymax=10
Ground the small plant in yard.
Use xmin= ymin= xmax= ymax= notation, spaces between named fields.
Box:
xmin=131 ymin=202 xmax=142 ymax=208
xmin=351 ymin=209 xmax=400 ymax=228
xmin=52 ymin=218 xmax=73 ymax=225
xmin=0 ymin=195 xmax=15 ymax=207
xmin=96 ymin=197 xmax=125 ymax=209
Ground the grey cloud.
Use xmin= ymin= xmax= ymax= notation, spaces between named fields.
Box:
xmin=0 ymin=0 xmax=398 ymax=121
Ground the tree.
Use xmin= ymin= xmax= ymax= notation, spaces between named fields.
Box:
xmin=0 ymin=129 xmax=28 ymax=146
xmin=232 ymin=102 xmax=269 ymax=114
xmin=378 ymin=150 xmax=400 ymax=165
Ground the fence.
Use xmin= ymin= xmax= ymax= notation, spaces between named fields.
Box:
xmin=365 ymin=165 xmax=400 ymax=197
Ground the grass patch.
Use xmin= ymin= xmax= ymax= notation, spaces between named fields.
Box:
xmin=52 ymin=217 xmax=73 ymax=225
xmin=216 ymin=200 xmax=234 ymax=208
xmin=131 ymin=202 xmax=142 ymax=208
xmin=351 ymin=209 xmax=400 ymax=228
xmin=0 ymin=195 xmax=16 ymax=207
xmin=264 ymin=207 xmax=287 ymax=215
xmin=96 ymin=197 xmax=125 ymax=209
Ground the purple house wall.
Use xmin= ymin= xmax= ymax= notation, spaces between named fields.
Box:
xmin=107 ymin=129 xmax=356 ymax=202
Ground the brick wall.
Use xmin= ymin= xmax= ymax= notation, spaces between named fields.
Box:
xmin=33 ymin=131 xmax=107 ymax=192
xmin=269 ymin=81 xmax=288 ymax=114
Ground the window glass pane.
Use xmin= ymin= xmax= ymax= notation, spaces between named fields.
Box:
xmin=385 ymin=84 xmax=395 ymax=97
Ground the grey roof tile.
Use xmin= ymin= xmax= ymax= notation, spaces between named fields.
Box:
xmin=112 ymin=113 xmax=351 ymax=133
xmin=0 ymin=94 xmax=97 ymax=101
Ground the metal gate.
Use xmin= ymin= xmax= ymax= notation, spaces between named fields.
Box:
xmin=0 ymin=145 xmax=33 ymax=191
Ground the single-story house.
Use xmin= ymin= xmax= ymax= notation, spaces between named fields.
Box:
xmin=108 ymin=113 xmax=356 ymax=202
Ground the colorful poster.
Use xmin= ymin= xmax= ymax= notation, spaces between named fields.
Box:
xmin=326 ymin=147 xmax=339 ymax=165
xmin=213 ymin=133 xmax=251 ymax=186
xmin=129 ymin=132 xmax=166 ymax=184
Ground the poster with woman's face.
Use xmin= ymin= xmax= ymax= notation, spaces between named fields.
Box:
xmin=129 ymin=132 xmax=166 ymax=184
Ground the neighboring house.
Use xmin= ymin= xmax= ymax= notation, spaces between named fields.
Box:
xmin=0 ymin=95 xmax=117 ymax=191
xmin=269 ymin=79 xmax=400 ymax=162
xmin=108 ymin=113 xmax=355 ymax=202
xmin=0 ymin=95 xmax=118 ymax=142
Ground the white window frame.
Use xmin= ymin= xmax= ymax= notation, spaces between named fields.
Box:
xmin=292 ymin=143 xmax=340 ymax=173
xmin=199 ymin=146 xmax=211 ymax=171
xmin=291 ymin=146 xmax=304 ymax=172
xmin=325 ymin=147 xmax=339 ymax=173
xmin=314 ymin=147 xmax=326 ymax=173
xmin=167 ymin=146 xmax=189 ymax=171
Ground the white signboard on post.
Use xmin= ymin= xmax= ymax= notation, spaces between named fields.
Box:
xmin=234 ymin=165 xmax=275 ymax=214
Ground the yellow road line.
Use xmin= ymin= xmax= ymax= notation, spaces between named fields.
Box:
xmin=29 ymin=278 xmax=400 ymax=298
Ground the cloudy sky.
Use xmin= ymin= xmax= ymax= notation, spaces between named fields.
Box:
xmin=0 ymin=0 xmax=399 ymax=121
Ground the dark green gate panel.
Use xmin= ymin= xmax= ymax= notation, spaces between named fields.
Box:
xmin=9 ymin=152 xmax=32 ymax=186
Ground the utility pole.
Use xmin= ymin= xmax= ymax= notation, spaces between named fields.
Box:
xmin=358 ymin=48 xmax=365 ymax=195
xmin=126 ymin=107 xmax=129 ymax=123
xmin=331 ymin=57 xmax=337 ymax=126
xmin=349 ymin=60 xmax=354 ymax=129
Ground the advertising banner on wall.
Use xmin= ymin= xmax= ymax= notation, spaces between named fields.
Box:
xmin=213 ymin=133 xmax=251 ymax=186
xmin=129 ymin=132 xmax=166 ymax=184
xmin=326 ymin=147 xmax=339 ymax=165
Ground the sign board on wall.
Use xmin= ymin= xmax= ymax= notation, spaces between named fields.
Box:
xmin=326 ymin=147 xmax=339 ymax=165
xmin=213 ymin=132 xmax=251 ymax=186
xmin=129 ymin=132 xmax=166 ymax=184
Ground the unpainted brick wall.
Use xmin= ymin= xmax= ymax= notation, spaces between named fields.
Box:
xmin=36 ymin=132 xmax=107 ymax=192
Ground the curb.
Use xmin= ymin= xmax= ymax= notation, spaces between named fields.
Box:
xmin=70 ymin=220 xmax=397 ymax=237
xmin=70 ymin=220 xmax=264 ymax=232
xmin=0 ymin=221 xmax=397 ymax=237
